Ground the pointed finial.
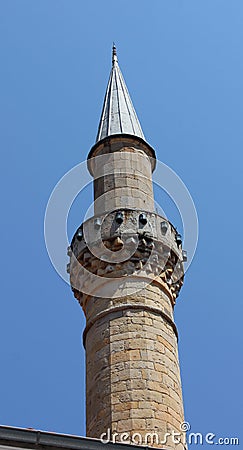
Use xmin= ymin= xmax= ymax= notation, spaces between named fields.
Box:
xmin=112 ymin=43 xmax=118 ymax=65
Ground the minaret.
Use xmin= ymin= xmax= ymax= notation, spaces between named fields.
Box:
xmin=69 ymin=46 xmax=187 ymax=449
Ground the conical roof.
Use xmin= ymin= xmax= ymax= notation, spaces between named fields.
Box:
xmin=96 ymin=45 xmax=145 ymax=142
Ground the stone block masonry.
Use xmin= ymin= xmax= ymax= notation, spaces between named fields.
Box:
xmin=70 ymin=169 xmax=187 ymax=449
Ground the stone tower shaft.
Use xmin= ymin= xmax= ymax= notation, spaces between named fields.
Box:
xmin=69 ymin=46 xmax=187 ymax=449
xmin=88 ymin=135 xmax=156 ymax=215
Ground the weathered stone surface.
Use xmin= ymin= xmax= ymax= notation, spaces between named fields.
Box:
xmin=84 ymin=288 xmax=186 ymax=441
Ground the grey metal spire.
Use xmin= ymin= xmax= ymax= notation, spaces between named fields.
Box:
xmin=96 ymin=45 xmax=145 ymax=142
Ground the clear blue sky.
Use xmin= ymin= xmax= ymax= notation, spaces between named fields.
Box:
xmin=0 ymin=1 xmax=242 ymax=448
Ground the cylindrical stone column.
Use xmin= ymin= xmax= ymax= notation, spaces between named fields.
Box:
xmin=70 ymin=136 xmax=187 ymax=449
xmin=87 ymin=135 xmax=156 ymax=215
xmin=84 ymin=285 xmax=186 ymax=449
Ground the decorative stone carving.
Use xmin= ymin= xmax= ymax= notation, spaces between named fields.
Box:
xmin=69 ymin=209 xmax=185 ymax=308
